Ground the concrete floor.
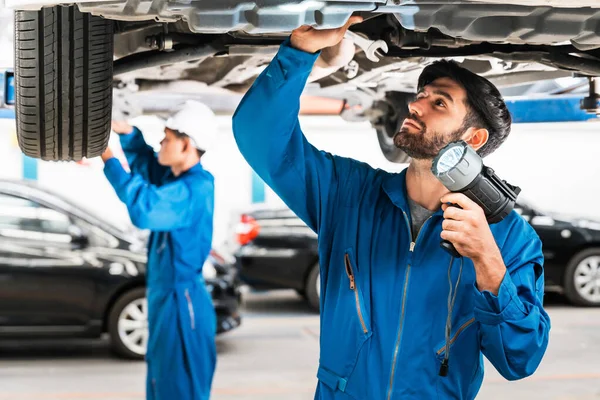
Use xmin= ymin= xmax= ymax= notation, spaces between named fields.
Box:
xmin=0 ymin=291 xmax=599 ymax=400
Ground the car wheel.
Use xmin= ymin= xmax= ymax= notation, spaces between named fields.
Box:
xmin=305 ymin=263 xmax=320 ymax=312
xmin=563 ymin=248 xmax=600 ymax=307
xmin=108 ymin=287 xmax=148 ymax=360
xmin=14 ymin=5 xmax=113 ymax=161
xmin=371 ymin=91 xmax=412 ymax=164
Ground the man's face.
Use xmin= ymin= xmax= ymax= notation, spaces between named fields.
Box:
xmin=158 ymin=129 xmax=187 ymax=166
xmin=394 ymin=78 xmax=470 ymax=160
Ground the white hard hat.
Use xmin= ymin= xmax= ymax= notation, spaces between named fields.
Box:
xmin=165 ymin=100 xmax=218 ymax=152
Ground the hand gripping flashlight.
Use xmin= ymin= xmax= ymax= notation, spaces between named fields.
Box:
xmin=431 ymin=140 xmax=521 ymax=258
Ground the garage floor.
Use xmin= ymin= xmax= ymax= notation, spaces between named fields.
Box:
xmin=0 ymin=291 xmax=598 ymax=400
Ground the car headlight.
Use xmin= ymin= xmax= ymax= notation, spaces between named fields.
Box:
xmin=202 ymin=261 xmax=218 ymax=279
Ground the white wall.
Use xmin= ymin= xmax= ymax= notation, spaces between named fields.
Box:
xmin=0 ymin=115 xmax=599 ymax=249
xmin=484 ymin=120 xmax=600 ymax=219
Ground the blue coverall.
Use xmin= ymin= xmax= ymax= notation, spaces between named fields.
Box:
xmin=104 ymin=128 xmax=217 ymax=400
xmin=232 ymin=39 xmax=551 ymax=399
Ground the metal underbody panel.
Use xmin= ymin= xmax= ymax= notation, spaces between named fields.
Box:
xmin=7 ymin=0 xmax=600 ymax=119
xmin=5 ymin=1 xmax=600 ymax=47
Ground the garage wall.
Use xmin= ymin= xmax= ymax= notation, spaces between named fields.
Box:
xmin=483 ymin=121 xmax=600 ymax=219
xmin=0 ymin=115 xmax=598 ymax=248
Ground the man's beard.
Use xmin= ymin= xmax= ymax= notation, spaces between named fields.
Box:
xmin=393 ymin=113 xmax=464 ymax=160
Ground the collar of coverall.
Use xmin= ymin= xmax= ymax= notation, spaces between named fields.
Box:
xmin=382 ymin=168 xmax=445 ymax=218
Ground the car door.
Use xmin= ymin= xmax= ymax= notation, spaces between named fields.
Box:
xmin=236 ymin=212 xmax=319 ymax=290
xmin=515 ymin=202 xmax=581 ymax=265
xmin=0 ymin=193 xmax=99 ymax=331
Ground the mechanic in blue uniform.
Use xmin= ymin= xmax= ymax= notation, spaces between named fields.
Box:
xmin=232 ymin=18 xmax=551 ymax=399
xmin=101 ymin=100 xmax=218 ymax=400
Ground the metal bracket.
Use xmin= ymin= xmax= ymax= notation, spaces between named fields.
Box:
xmin=580 ymin=77 xmax=600 ymax=115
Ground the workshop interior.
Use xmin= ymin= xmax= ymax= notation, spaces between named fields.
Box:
xmin=0 ymin=1 xmax=599 ymax=399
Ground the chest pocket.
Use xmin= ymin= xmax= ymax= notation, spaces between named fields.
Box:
xmin=318 ymin=247 xmax=372 ymax=395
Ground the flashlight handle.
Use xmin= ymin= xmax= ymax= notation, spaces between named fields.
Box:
xmin=440 ymin=239 xmax=462 ymax=258
xmin=441 ymin=203 xmax=463 ymax=258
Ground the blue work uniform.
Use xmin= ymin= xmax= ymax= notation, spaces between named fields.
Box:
xmin=104 ymin=128 xmax=217 ymax=400
xmin=232 ymin=39 xmax=551 ymax=399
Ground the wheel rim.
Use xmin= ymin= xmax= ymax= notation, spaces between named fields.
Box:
xmin=117 ymin=298 xmax=148 ymax=356
xmin=574 ymin=255 xmax=600 ymax=304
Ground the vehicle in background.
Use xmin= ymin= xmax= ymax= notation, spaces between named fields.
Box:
xmin=0 ymin=179 xmax=242 ymax=360
xmin=234 ymin=206 xmax=320 ymax=310
xmin=4 ymin=1 xmax=600 ymax=163
xmin=234 ymin=201 xmax=600 ymax=309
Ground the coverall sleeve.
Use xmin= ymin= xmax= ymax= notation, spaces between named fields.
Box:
xmin=119 ymin=127 xmax=170 ymax=184
xmin=472 ymin=229 xmax=551 ymax=380
xmin=232 ymin=39 xmax=345 ymax=233
xmin=103 ymin=158 xmax=200 ymax=231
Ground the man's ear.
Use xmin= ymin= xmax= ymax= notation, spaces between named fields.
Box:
xmin=464 ymin=127 xmax=488 ymax=152
xmin=182 ymin=137 xmax=191 ymax=153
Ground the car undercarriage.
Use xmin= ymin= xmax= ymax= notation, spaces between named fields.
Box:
xmin=5 ymin=0 xmax=600 ymax=161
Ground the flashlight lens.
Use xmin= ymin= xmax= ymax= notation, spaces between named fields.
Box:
xmin=436 ymin=145 xmax=465 ymax=174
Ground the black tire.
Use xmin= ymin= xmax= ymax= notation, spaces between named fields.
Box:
xmin=563 ymin=248 xmax=600 ymax=307
xmin=14 ymin=5 xmax=114 ymax=161
xmin=376 ymin=126 xmax=410 ymax=164
xmin=372 ymin=92 xmax=412 ymax=164
xmin=305 ymin=264 xmax=320 ymax=312
xmin=295 ymin=288 xmax=307 ymax=299
xmin=108 ymin=287 xmax=147 ymax=360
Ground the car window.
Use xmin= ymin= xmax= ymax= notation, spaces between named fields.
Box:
xmin=0 ymin=194 xmax=72 ymax=242
xmin=74 ymin=218 xmax=120 ymax=248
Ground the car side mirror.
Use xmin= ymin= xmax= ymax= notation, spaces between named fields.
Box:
xmin=68 ymin=225 xmax=89 ymax=248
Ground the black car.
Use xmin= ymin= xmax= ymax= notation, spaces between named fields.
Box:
xmin=234 ymin=201 xmax=600 ymax=309
xmin=0 ymin=180 xmax=242 ymax=359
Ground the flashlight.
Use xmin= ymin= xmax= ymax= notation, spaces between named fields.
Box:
xmin=431 ymin=140 xmax=521 ymax=258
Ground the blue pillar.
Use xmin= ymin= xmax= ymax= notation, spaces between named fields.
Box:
xmin=251 ymin=170 xmax=265 ymax=204
xmin=23 ymin=155 xmax=38 ymax=181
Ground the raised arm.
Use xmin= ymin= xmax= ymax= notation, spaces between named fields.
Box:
xmin=232 ymin=19 xmax=362 ymax=232
xmin=112 ymin=121 xmax=170 ymax=185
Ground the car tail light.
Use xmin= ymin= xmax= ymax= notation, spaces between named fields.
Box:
xmin=236 ymin=214 xmax=260 ymax=245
